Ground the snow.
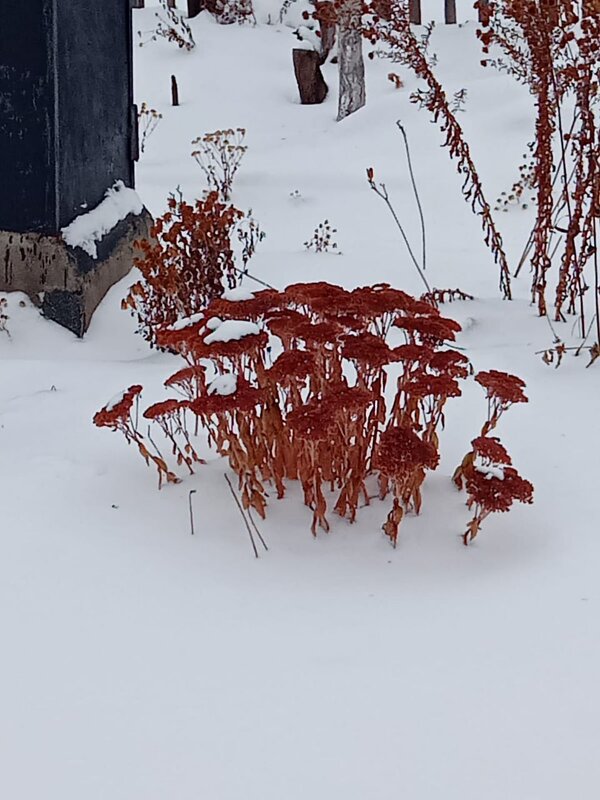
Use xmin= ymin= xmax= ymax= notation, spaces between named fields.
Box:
xmin=167 ymin=312 xmax=205 ymax=331
xmin=61 ymin=181 xmax=143 ymax=258
xmin=204 ymin=318 xmax=261 ymax=344
xmin=2 ymin=5 xmax=600 ymax=800
xmin=105 ymin=388 xmax=128 ymax=412
xmin=205 ymin=316 xmax=223 ymax=331
xmin=474 ymin=459 xmax=506 ymax=480
xmin=222 ymin=286 xmax=256 ymax=301
xmin=208 ymin=373 xmax=238 ymax=396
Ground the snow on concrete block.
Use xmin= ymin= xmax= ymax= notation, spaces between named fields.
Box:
xmin=61 ymin=181 xmax=144 ymax=259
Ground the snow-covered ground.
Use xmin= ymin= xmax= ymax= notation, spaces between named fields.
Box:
xmin=2 ymin=5 xmax=600 ymax=798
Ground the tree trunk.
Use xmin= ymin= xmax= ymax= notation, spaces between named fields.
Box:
xmin=187 ymin=0 xmax=202 ymax=16
xmin=408 ymin=0 xmax=421 ymax=24
xmin=337 ymin=0 xmax=365 ymax=121
xmin=292 ymin=49 xmax=329 ymax=105
xmin=444 ymin=0 xmax=457 ymax=24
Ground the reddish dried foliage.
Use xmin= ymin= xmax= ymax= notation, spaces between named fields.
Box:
xmin=453 ymin=368 xmax=533 ymax=544
xmin=98 ymin=281 xmax=533 ymax=546
xmin=478 ymin=1 xmax=600 ymax=329
xmin=122 ymin=192 xmax=242 ymax=344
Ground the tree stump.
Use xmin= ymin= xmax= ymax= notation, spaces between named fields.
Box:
xmin=292 ymin=49 xmax=328 ymax=105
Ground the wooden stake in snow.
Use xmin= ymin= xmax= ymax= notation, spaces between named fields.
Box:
xmin=292 ymin=50 xmax=328 ymax=105
xmin=409 ymin=0 xmax=421 ymax=25
xmin=171 ymin=75 xmax=179 ymax=106
xmin=189 ymin=489 xmax=197 ymax=535
xmin=337 ymin=0 xmax=366 ymax=121
xmin=445 ymin=0 xmax=457 ymax=24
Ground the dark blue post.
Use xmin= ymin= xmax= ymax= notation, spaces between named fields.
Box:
xmin=0 ymin=0 xmax=149 ymax=336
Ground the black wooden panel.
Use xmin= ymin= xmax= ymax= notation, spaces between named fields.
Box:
xmin=56 ymin=0 xmax=135 ymax=228
xmin=0 ymin=0 xmax=56 ymax=232
xmin=0 ymin=0 xmax=135 ymax=234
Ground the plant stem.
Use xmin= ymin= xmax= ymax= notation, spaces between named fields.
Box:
xmin=368 ymin=179 xmax=433 ymax=297
xmin=396 ymin=121 xmax=427 ymax=272
xmin=189 ymin=489 xmax=196 ymax=535
xmin=224 ymin=473 xmax=259 ymax=558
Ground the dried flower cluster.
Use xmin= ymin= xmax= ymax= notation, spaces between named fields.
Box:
xmin=138 ymin=0 xmax=196 ymax=51
xmin=494 ymin=142 xmax=536 ymax=212
xmin=421 ymin=287 xmax=474 ymax=305
xmin=203 ymin=0 xmax=256 ymax=24
xmin=191 ymin=128 xmax=247 ymax=201
xmin=453 ymin=369 xmax=533 ymax=544
xmin=138 ymin=102 xmax=162 ymax=154
xmin=0 ymin=297 xmax=8 ymax=336
xmin=93 ymin=385 xmax=180 ymax=489
xmin=97 ymin=280 xmax=532 ymax=547
xmin=304 ymin=220 xmax=339 ymax=253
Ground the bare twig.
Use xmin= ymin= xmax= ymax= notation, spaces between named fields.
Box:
xmin=396 ymin=121 xmax=427 ymax=272
xmin=231 ymin=264 xmax=276 ymax=290
xmin=367 ymin=170 xmax=433 ymax=297
xmin=247 ymin=507 xmax=268 ymax=551
xmin=189 ymin=489 xmax=197 ymax=535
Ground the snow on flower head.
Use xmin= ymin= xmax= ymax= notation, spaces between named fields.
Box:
xmin=474 ymin=458 xmax=506 ymax=481
xmin=208 ymin=373 xmax=238 ymax=397
xmin=204 ymin=319 xmax=261 ymax=345
xmin=105 ymin=389 xmax=128 ymax=412
xmin=168 ymin=312 xmax=205 ymax=332
xmin=205 ymin=317 xmax=223 ymax=331
xmin=222 ymin=286 xmax=256 ymax=302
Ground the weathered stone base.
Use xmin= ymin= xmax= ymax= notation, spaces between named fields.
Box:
xmin=0 ymin=209 xmax=152 ymax=337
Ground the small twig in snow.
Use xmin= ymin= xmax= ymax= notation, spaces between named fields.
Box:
xmin=189 ymin=489 xmax=197 ymax=535
xmin=396 ymin=121 xmax=427 ymax=272
xmin=224 ymin=473 xmax=259 ymax=558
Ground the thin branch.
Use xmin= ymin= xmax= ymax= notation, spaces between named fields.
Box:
xmin=189 ymin=489 xmax=197 ymax=535
xmin=224 ymin=473 xmax=259 ymax=558
xmin=396 ymin=120 xmax=427 ymax=272
xmin=367 ymin=173 xmax=433 ymax=297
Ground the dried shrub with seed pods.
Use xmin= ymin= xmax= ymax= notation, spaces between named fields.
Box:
xmin=123 ymin=191 xmax=264 ymax=346
xmin=215 ymin=0 xmax=256 ymax=24
xmin=0 ymin=297 xmax=8 ymax=336
xmin=304 ymin=220 xmax=339 ymax=253
xmin=191 ymin=129 xmax=247 ymax=202
xmin=138 ymin=0 xmax=196 ymax=50
xmin=138 ymin=102 xmax=162 ymax=154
